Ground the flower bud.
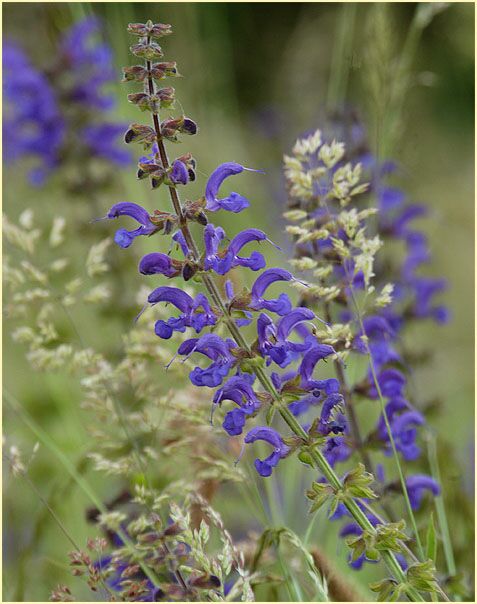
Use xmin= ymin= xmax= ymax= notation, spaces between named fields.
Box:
xmin=129 ymin=41 xmax=164 ymax=60
xmin=161 ymin=116 xmax=197 ymax=141
xmin=127 ymin=92 xmax=151 ymax=111
xmin=127 ymin=21 xmax=172 ymax=38
xmin=182 ymin=262 xmax=198 ymax=282
xmin=181 ymin=117 xmax=197 ymax=135
xmin=196 ymin=211 xmax=208 ymax=226
xmin=124 ymin=123 xmax=156 ymax=147
xmin=122 ymin=65 xmax=147 ymax=82
xmin=151 ymin=61 xmax=179 ymax=81
xmin=155 ymin=87 xmax=175 ymax=108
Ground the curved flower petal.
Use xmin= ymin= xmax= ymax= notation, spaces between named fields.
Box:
xmin=369 ymin=368 xmax=406 ymax=399
xmin=249 ymin=269 xmax=294 ymax=316
xmin=205 ymin=162 xmax=262 ymax=213
xmin=228 ymin=229 xmax=268 ymax=256
xmin=222 ymin=408 xmax=247 ymax=436
xmin=299 ymin=344 xmax=336 ymax=383
xmin=107 ymin=202 xmax=152 ymax=226
xmin=276 ymin=307 xmax=315 ymax=341
xmin=147 ymin=286 xmax=194 ymax=312
xmin=251 ymin=268 xmax=293 ymax=300
xmin=234 ymin=251 xmax=266 ymax=271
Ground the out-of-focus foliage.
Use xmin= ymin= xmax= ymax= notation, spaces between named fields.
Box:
xmin=3 ymin=2 xmax=474 ymax=601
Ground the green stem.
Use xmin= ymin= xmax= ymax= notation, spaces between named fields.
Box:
xmin=382 ymin=3 xmax=449 ymax=158
xmin=3 ymin=452 xmax=80 ymax=551
xmin=347 ymin=284 xmax=425 ymax=561
xmin=426 ymin=432 xmax=456 ymax=577
xmin=326 ymin=3 xmax=358 ymax=111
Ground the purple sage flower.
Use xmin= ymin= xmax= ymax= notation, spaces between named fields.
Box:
xmin=244 ymin=426 xmax=290 ymax=477
xmin=205 ymin=162 xmax=262 ymax=213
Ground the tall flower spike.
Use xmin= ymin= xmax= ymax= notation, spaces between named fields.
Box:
xmin=282 ymin=117 xmax=450 ymax=582
xmin=101 ymin=22 xmax=450 ymax=597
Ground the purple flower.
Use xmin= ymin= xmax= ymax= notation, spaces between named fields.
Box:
xmin=376 ymin=397 xmax=412 ymax=439
xmin=354 ymin=315 xmax=400 ymax=368
xmin=288 ymin=375 xmax=340 ymax=416
xmin=203 ymin=223 xmax=226 ymax=270
xmin=3 ymin=42 xmax=65 ymax=185
xmin=82 ymin=123 xmax=131 ymax=165
xmin=204 ymin=226 xmax=269 ymax=275
xmin=387 ymin=410 xmax=425 ymax=461
xmin=244 ymin=426 xmax=290 ymax=477
xmin=106 ymin=202 xmax=158 ymax=248
xmin=146 ymin=286 xmax=217 ymax=339
xmin=214 ymin=376 xmax=260 ymax=435
xmin=178 ymin=334 xmax=237 ymax=387
xmin=406 ymin=475 xmax=440 ymax=510
xmin=368 ymin=368 xmax=406 ymax=399
xmin=222 ymin=408 xmax=247 ymax=436
xmin=139 ymin=142 xmax=159 ymax=165
xmin=226 ymin=228 xmax=269 ymax=272
xmin=61 ymin=17 xmax=116 ymax=110
xmin=214 ymin=376 xmax=259 ymax=409
xmin=379 ymin=186 xmax=405 ymax=211
xmin=392 ymin=204 xmax=427 ymax=238
xmin=319 ymin=393 xmax=346 ymax=435
xmin=410 ymin=276 xmax=449 ymax=323
xmin=250 ymin=268 xmax=294 ymax=315
xmin=258 ymin=308 xmax=315 ymax=367
xmin=288 ymin=393 xmax=319 ymax=416
xmin=205 ymin=162 xmax=262 ymax=213
xmin=323 ymin=436 xmax=352 ymax=467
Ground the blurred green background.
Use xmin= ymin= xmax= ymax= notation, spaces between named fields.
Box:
xmin=3 ymin=2 xmax=474 ymax=601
